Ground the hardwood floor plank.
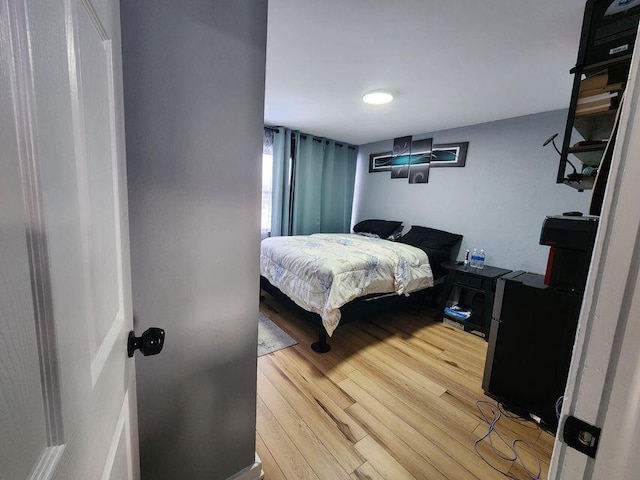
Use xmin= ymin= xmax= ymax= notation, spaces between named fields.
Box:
xmin=256 ymin=396 xmax=320 ymax=480
xmin=290 ymin=344 xmax=349 ymax=384
xmin=341 ymin=354 xmax=481 ymax=432
xmin=347 ymin=404 xmax=450 ymax=480
xmin=350 ymin=462 xmax=385 ymax=480
xmin=537 ymin=430 xmax=556 ymax=459
xmin=344 ymin=369 xmax=516 ymax=475
xmin=471 ymin=422 xmax=550 ymax=477
xmin=340 ymin=377 xmax=512 ymax=480
xmin=361 ymin=321 xmax=468 ymax=376
xmin=466 ymin=401 xmax=544 ymax=447
xmin=367 ymin=316 xmax=446 ymax=356
xmin=354 ymin=436 xmax=416 ymax=480
xmin=261 ymin=295 xmax=357 ymax=376
xmin=258 ymin=355 xmax=365 ymax=472
xmin=256 ymin=433 xmax=287 ymax=480
xmin=337 ymin=327 xmax=448 ymax=397
xmin=394 ymin=316 xmax=486 ymax=361
xmin=349 ymin=387 xmax=486 ymax=480
xmin=274 ymin=347 xmax=357 ymax=411
xmin=367 ymin=314 xmax=487 ymax=380
xmin=509 ymin=459 xmax=546 ymax=479
xmin=257 ymin=298 xmax=555 ymax=480
xmin=257 ymin=369 xmax=353 ymax=479
xmin=270 ymin=350 xmax=367 ymax=441
xmin=357 ymin=321 xmax=488 ymax=404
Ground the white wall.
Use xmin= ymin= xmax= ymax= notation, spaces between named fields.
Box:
xmin=353 ymin=110 xmax=590 ymax=273
xmin=120 ymin=1 xmax=267 ymax=479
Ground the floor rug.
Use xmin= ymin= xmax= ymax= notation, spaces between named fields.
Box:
xmin=258 ymin=311 xmax=297 ymax=357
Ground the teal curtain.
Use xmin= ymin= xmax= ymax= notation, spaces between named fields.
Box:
xmin=320 ymin=140 xmax=358 ymax=233
xmin=270 ymin=128 xmax=292 ymax=236
xmin=269 ymin=127 xmax=358 ymax=237
xmin=291 ymin=133 xmax=325 ymax=235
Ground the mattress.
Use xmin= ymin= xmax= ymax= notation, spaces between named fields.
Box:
xmin=260 ymin=233 xmax=434 ymax=336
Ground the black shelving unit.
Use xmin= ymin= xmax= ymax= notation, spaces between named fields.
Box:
xmin=557 ymin=0 xmax=639 ymax=191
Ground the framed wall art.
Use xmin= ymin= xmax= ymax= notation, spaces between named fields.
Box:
xmin=369 ymin=141 xmax=468 ymax=173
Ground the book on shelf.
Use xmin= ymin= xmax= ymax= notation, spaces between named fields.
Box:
xmin=572 ymin=140 xmax=607 ymax=148
xmin=576 ymin=104 xmax=612 ymax=116
xmin=579 ymin=72 xmax=608 ymax=91
xmin=444 ymin=304 xmax=472 ymax=320
xmin=578 ymin=82 xmax=625 ymax=98
xmin=576 ymin=99 xmax=612 ymax=114
xmin=575 ymin=92 xmax=619 ymax=116
xmin=577 ymin=91 xmax=618 ymax=105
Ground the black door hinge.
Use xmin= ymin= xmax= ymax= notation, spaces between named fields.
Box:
xmin=563 ymin=415 xmax=601 ymax=458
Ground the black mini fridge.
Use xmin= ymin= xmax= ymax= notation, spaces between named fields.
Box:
xmin=482 ymin=271 xmax=582 ymax=430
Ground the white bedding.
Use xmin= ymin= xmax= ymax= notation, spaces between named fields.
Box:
xmin=260 ymin=233 xmax=434 ymax=336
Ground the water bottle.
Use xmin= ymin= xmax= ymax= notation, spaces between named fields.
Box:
xmin=470 ymin=249 xmax=479 ymax=268
xmin=477 ymin=250 xmax=486 ymax=269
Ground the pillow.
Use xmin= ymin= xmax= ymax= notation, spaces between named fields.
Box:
xmin=421 ymin=248 xmax=451 ymax=279
xmin=356 ymin=232 xmax=380 ymax=239
xmin=387 ymin=225 xmax=404 ymax=241
xmin=399 ymin=226 xmax=462 ymax=278
xmin=398 ymin=225 xmax=463 ymax=252
xmin=353 ymin=219 xmax=403 ymax=238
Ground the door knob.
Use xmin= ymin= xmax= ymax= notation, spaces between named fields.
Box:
xmin=128 ymin=327 xmax=165 ymax=358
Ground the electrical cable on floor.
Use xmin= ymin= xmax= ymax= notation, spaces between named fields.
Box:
xmin=474 ymin=400 xmax=546 ymax=480
xmin=555 ymin=396 xmax=566 ymax=420
xmin=497 ymin=403 xmax=541 ymax=430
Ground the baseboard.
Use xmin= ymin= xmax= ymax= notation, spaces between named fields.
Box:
xmin=225 ymin=453 xmax=263 ymax=480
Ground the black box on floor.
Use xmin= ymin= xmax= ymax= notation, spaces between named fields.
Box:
xmin=482 ymin=271 xmax=582 ymax=430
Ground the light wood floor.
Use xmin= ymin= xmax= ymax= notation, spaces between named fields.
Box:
xmin=256 ymin=293 xmax=555 ymax=480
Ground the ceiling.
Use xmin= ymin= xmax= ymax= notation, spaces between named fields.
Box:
xmin=264 ymin=0 xmax=587 ymax=145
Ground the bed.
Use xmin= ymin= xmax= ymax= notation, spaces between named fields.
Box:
xmin=260 ymin=221 xmax=463 ymax=352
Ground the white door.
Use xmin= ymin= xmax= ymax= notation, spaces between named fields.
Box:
xmin=0 ymin=0 xmax=141 ymax=478
xmin=549 ymin=28 xmax=640 ymax=480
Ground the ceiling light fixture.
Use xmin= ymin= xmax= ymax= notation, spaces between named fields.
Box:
xmin=362 ymin=90 xmax=394 ymax=105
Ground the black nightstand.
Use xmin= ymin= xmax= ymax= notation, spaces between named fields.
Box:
xmin=435 ymin=262 xmax=512 ymax=337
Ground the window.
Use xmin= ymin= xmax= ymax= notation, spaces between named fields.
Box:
xmin=261 ymin=151 xmax=273 ymax=237
xmin=262 ymin=128 xmax=275 ymax=239
xmin=262 ymin=127 xmax=296 ymax=237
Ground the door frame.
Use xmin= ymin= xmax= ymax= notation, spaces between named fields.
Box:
xmin=549 ymin=30 xmax=640 ymax=479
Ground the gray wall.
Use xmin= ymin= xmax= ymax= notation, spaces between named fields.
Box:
xmin=120 ymin=1 xmax=267 ymax=479
xmin=353 ymin=110 xmax=590 ymax=273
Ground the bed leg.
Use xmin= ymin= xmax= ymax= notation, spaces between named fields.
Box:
xmin=311 ymin=326 xmax=331 ymax=353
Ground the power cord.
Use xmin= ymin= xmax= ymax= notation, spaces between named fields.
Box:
xmin=474 ymin=400 xmax=546 ymax=480
xmin=497 ymin=403 xmax=541 ymax=430
xmin=555 ymin=396 xmax=566 ymax=420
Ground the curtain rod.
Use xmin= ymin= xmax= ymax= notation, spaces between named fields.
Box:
xmin=265 ymin=125 xmax=356 ymax=150
xmin=304 ymin=136 xmax=356 ymax=151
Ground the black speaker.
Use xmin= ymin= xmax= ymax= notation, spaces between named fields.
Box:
xmin=540 ymin=215 xmax=599 ymax=294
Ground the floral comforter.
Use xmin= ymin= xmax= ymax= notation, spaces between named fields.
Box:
xmin=260 ymin=234 xmax=433 ymax=336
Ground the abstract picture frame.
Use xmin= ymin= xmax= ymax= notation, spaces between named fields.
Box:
xmin=390 ymin=135 xmax=412 ymax=179
xmin=408 ymin=137 xmax=432 ymax=184
xmin=369 ymin=141 xmax=469 ymax=172
xmin=430 ymin=142 xmax=468 ymax=168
